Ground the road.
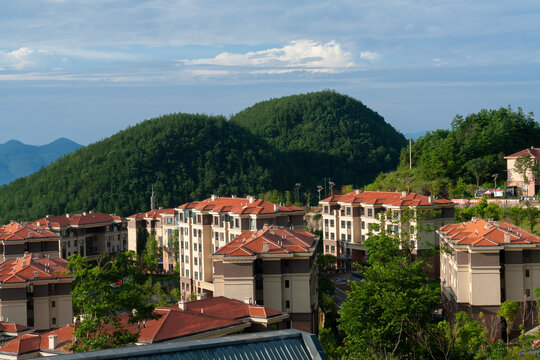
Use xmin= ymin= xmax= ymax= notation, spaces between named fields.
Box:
xmin=334 ymin=287 xmax=348 ymax=308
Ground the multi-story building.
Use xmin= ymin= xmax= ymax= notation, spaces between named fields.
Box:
xmin=33 ymin=212 xmax=128 ymax=262
xmin=0 ymin=222 xmax=61 ymax=261
xmin=439 ymin=218 xmax=540 ymax=336
xmin=0 ymin=254 xmax=73 ymax=330
xmin=176 ymin=195 xmax=305 ymax=298
xmin=505 ymin=147 xmax=540 ymax=197
xmin=127 ymin=208 xmax=178 ymax=271
xmin=211 ymin=226 xmax=318 ymax=333
xmin=320 ymin=190 xmax=455 ymax=274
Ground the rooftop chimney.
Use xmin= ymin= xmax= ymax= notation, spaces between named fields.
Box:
xmin=401 ymin=191 xmax=407 ymax=198
xmin=231 ymin=195 xmax=237 ymax=198
xmin=244 ymin=297 xmax=252 ymax=304
xmin=428 ymin=196 xmax=433 ymax=204
xmin=471 ymin=217 xmax=477 ymax=224
xmin=484 ymin=223 xmax=490 ymax=231
xmin=211 ymin=194 xmax=217 ymax=201
xmin=66 ymin=214 xmax=70 ymax=218
xmin=355 ymin=189 xmax=361 ymax=195
xmin=178 ymin=300 xmax=186 ymax=310
xmin=274 ymin=204 xmax=279 ymax=212
xmin=48 ymin=335 xmax=58 ymax=350
xmin=262 ymin=241 xmax=269 ymax=253
xmin=248 ymin=196 xmax=255 ymax=204
xmin=504 ymin=233 xmax=511 ymax=244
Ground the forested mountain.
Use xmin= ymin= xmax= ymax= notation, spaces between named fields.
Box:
xmin=230 ymin=91 xmax=406 ymax=187
xmin=0 ymin=92 xmax=406 ymax=224
xmin=367 ymin=106 xmax=540 ymax=197
xmin=0 ymin=138 xmax=81 ymax=185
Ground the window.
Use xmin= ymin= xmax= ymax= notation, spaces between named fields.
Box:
xmin=368 ymin=209 xmax=373 ymax=217
xmin=197 ymin=215 xmax=201 ymax=223
xmin=341 ymin=220 xmax=345 ymax=228
xmin=324 ymin=219 xmax=329 ymax=227
xmin=347 ymin=221 xmax=351 ymax=229
xmin=527 ymin=289 xmax=531 ymax=297
xmin=394 ymin=225 xmax=399 ymax=233
xmin=393 ymin=210 xmax=399 ymax=219
xmin=67 ymin=241 xmax=71 ymax=247
xmin=194 ymin=271 xmax=198 ymax=279
xmin=330 ymin=233 xmax=335 ymax=240
xmin=362 ymin=221 xmax=365 ymax=229
xmin=324 ymin=206 xmax=329 ymax=214
xmin=526 ymin=269 xmax=530 ymax=277
xmin=220 ymin=233 xmax=224 ymax=241
xmin=193 ymin=229 xmax=197 ymax=237
xmin=387 ymin=224 xmax=392 ymax=233
xmin=285 ymin=280 xmax=290 ymax=288
xmin=186 ymin=284 xmax=189 ymax=291
xmin=186 ymin=270 xmax=189 ymax=277
xmin=194 ymin=243 xmax=197 ymax=251
xmin=346 ymin=207 xmax=351 ymax=216
xmin=235 ymin=219 xmax=239 ymax=228
xmin=181 ymin=269 xmax=185 ymax=276
xmin=194 ymin=257 xmax=198 ymax=265
xmin=285 ymin=300 xmax=290 ymax=309
xmin=325 ymin=245 xmax=329 ymax=252
xmin=331 ymin=246 xmax=335 ymax=253
xmin=325 ymin=232 xmax=329 ymax=240
xmin=341 ymin=234 xmax=346 ymax=241
xmin=168 ymin=229 xmax=172 ymax=236
xmin=74 ymin=240 xmax=78 ymax=246
xmin=214 ymin=216 xmax=219 ymax=225
xmin=52 ymin=318 xmax=56 ymax=325
xmin=185 ymin=256 xmax=189 ymax=264
xmin=181 ymin=255 xmax=184 ymax=262
xmin=198 ymin=229 xmax=202 ymax=238
xmin=347 ymin=234 xmax=351 ymax=242
xmin=330 ymin=220 xmax=334 ymax=227
xmin=52 ymin=301 xmax=56 ymax=308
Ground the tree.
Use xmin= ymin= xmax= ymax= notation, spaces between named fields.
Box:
xmin=514 ymin=154 xmax=534 ymax=184
xmin=68 ymin=252 xmax=159 ymax=352
xmin=497 ymin=301 xmax=520 ymax=346
xmin=142 ymin=232 xmax=160 ymax=273
xmin=523 ymin=205 xmax=539 ymax=233
xmin=338 ymin=212 xmax=439 ymax=358
xmin=340 ymin=184 xmax=354 ymax=194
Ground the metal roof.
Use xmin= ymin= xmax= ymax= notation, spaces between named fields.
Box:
xmin=52 ymin=330 xmax=327 ymax=360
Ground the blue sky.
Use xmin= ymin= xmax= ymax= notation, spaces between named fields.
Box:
xmin=1 ymin=0 xmax=540 ymax=145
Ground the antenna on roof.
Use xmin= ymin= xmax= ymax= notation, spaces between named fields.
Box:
xmin=150 ymin=185 xmax=156 ymax=211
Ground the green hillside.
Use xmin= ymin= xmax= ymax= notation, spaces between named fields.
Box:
xmin=367 ymin=106 xmax=540 ymax=197
xmin=0 ymin=92 xmax=406 ymax=224
xmin=231 ymin=90 xmax=406 ymax=187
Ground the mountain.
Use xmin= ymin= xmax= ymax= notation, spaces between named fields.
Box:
xmin=0 ymin=92 xmax=406 ymax=224
xmin=230 ymin=91 xmax=406 ymax=188
xmin=0 ymin=138 xmax=82 ymax=185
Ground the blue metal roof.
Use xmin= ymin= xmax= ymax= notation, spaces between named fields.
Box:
xmin=52 ymin=330 xmax=327 ymax=360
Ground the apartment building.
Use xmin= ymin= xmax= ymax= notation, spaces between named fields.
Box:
xmin=439 ymin=218 xmax=540 ymax=334
xmin=320 ymin=190 xmax=455 ymax=274
xmin=0 ymin=254 xmax=73 ymax=331
xmin=505 ymin=147 xmax=540 ymax=197
xmin=127 ymin=208 xmax=178 ymax=271
xmin=0 ymin=222 xmax=61 ymax=261
xmin=176 ymin=195 xmax=305 ymax=298
xmin=33 ymin=212 xmax=128 ymax=262
xmin=211 ymin=226 xmax=318 ymax=333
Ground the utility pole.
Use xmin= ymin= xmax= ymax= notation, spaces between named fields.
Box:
xmin=409 ymin=138 xmax=412 ymax=170
xmin=328 ymin=181 xmax=335 ymax=196
xmin=317 ymin=185 xmax=323 ymax=202
xmin=492 ymin=173 xmax=498 ymax=188
xmin=150 ymin=185 xmax=156 ymax=211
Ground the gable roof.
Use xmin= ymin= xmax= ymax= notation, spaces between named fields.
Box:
xmin=0 ymin=255 xmax=71 ymax=284
xmin=179 ymin=197 xmax=304 ymax=215
xmin=0 ymin=222 xmax=59 ymax=242
xmin=33 ymin=212 xmax=125 ymax=228
xmin=322 ymin=191 xmax=453 ymax=206
xmin=182 ymin=296 xmax=282 ymax=320
xmin=505 ymin=147 xmax=540 ymax=159
xmin=439 ymin=218 xmax=540 ymax=248
xmin=128 ymin=208 xmax=175 ymax=219
xmin=215 ymin=226 xmax=316 ymax=257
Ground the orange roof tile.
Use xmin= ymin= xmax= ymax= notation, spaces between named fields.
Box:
xmin=182 ymin=296 xmax=282 ymax=320
xmin=215 ymin=226 xmax=316 ymax=257
xmin=128 ymin=208 xmax=175 ymax=219
xmin=505 ymin=147 xmax=540 ymax=159
xmin=322 ymin=191 xmax=453 ymax=206
xmin=0 ymin=222 xmax=59 ymax=242
xmin=32 ymin=212 xmax=125 ymax=228
xmin=440 ymin=218 xmax=540 ymax=247
xmin=0 ymin=255 xmax=71 ymax=284
xmin=179 ymin=197 xmax=304 ymax=215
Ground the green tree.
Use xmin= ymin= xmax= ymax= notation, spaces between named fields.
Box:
xmin=338 ymin=217 xmax=439 ymax=358
xmin=142 ymin=232 xmax=160 ymax=273
xmin=68 ymin=252 xmax=159 ymax=352
xmin=340 ymin=184 xmax=354 ymax=194
xmin=497 ymin=301 xmax=520 ymax=346
xmin=514 ymin=154 xmax=535 ymax=183
xmin=523 ymin=206 xmax=539 ymax=233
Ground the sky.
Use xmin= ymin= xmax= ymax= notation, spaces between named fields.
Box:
xmin=1 ymin=0 xmax=540 ymax=145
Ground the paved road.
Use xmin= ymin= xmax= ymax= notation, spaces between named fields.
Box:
xmin=335 ymin=288 xmax=348 ymax=308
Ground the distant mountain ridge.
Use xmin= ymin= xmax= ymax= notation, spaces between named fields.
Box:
xmin=0 ymin=138 xmax=82 ymax=185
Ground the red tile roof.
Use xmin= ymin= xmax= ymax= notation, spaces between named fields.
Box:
xmin=215 ymin=226 xmax=316 ymax=257
xmin=0 ymin=222 xmax=59 ymax=242
xmin=439 ymin=218 xmax=540 ymax=247
xmin=128 ymin=208 xmax=175 ymax=219
xmin=505 ymin=147 xmax=540 ymax=159
xmin=0 ymin=333 xmax=42 ymax=355
xmin=32 ymin=212 xmax=125 ymax=228
xmin=0 ymin=255 xmax=71 ymax=284
xmin=182 ymin=296 xmax=282 ymax=320
xmin=0 ymin=321 xmax=28 ymax=333
xmin=322 ymin=190 xmax=453 ymax=206
xmin=179 ymin=197 xmax=304 ymax=215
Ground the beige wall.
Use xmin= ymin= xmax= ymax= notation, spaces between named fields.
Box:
xmin=0 ymin=301 xmax=27 ymax=326
xmin=222 ymin=278 xmax=254 ymax=302
xmin=263 ymin=275 xmax=283 ymax=311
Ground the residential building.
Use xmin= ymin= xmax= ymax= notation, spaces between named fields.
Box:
xmin=211 ymin=226 xmax=318 ymax=333
xmin=33 ymin=212 xmax=128 ymax=262
xmin=0 ymin=254 xmax=73 ymax=331
xmin=0 ymin=297 xmax=289 ymax=359
xmin=320 ymin=190 xmax=455 ymax=275
xmin=127 ymin=208 xmax=178 ymax=271
xmin=504 ymin=147 xmax=540 ymax=197
xmin=0 ymin=329 xmax=326 ymax=360
xmin=439 ymin=218 xmax=540 ymax=336
xmin=0 ymin=222 xmax=61 ymax=261
xmin=177 ymin=195 xmax=305 ymax=298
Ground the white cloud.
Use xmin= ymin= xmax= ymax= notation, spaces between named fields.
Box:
xmin=182 ymin=40 xmax=357 ymax=73
xmin=3 ymin=47 xmax=35 ymax=69
xmin=360 ymin=51 xmax=379 ymax=60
